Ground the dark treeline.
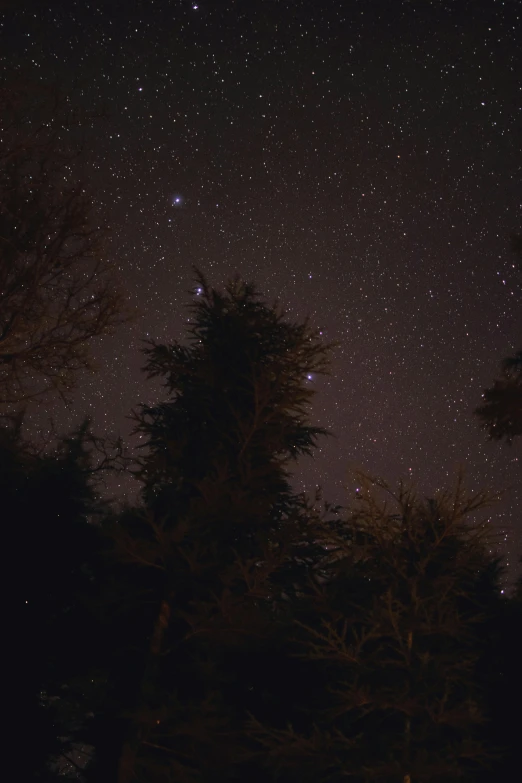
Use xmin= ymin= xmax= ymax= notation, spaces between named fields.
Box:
xmin=3 ymin=88 xmax=521 ymax=783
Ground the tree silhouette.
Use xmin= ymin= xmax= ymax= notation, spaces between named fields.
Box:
xmin=86 ymin=270 xmax=333 ymax=782
xmin=248 ymin=474 xmax=504 ymax=783
xmin=0 ymin=83 xmax=132 ymax=407
xmin=5 ymin=414 xmax=113 ymax=779
xmin=476 ymin=235 xmax=522 ymax=443
xmin=475 ymin=350 xmax=522 ymax=442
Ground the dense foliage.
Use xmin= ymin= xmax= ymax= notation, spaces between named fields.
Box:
xmin=7 ymin=272 xmax=520 ymax=782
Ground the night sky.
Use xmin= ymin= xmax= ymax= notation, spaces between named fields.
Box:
xmin=1 ymin=1 xmax=520 ymax=576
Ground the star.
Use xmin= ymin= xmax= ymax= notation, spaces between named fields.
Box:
xmin=4 ymin=0 xmax=519 ymax=582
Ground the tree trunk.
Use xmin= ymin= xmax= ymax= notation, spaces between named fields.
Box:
xmin=404 ymin=629 xmax=413 ymax=783
xmin=116 ymin=599 xmax=171 ymax=783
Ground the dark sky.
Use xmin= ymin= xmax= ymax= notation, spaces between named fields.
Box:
xmin=1 ymin=0 xmax=520 ymax=576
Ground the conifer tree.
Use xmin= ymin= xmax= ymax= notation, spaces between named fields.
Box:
xmin=473 ymin=234 xmax=522 ymax=777
xmin=248 ymin=474 xmax=504 ymax=783
xmin=90 ymin=271 xmax=332 ymax=783
xmin=5 ymin=415 xmax=110 ymax=779
xmin=475 ymin=235 xmax=522 ymax=443
xmin=475 ymin=556 xmax=522 ymax=783
xmin=475 ymin=350 xmax=522 ymax=442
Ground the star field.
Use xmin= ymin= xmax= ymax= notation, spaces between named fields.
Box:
xmin=1 ymin=0 xmax=520 ymax=576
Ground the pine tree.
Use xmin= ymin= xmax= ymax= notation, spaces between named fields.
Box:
xmin=5 ymin=415 xmax=110 ymax=779
xmin=90 ymin=271 xmax=333 ymax=782
xmin=473 ymin=234 xmax=522 ymax=776
xmin=475 ymin=350 xmax=522 ymax=442
xmin=475 ymin=235 xmax=522 ymax=443
xmin=248 ymin=474 xmax=504 ymax=783
xmin=476 ymin=556 xmax=522 ymax=783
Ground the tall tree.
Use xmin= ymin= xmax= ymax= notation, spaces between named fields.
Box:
xmin=5 ymin=414 xmax=114 ymax=779
xmin=475 ymin=350 xmax=522 ymax=442
xmin=0 ymin=83 xmax=132 ymax=407
xmin=473 ymin=234 xmax=522 ymax=778
xmin=86 ymin=271 xmax=333 ymax=782
xmin=475 ymin=235 xmax=522 ymax=443
xmin=248 ymin=474 xmax=504 ymax=783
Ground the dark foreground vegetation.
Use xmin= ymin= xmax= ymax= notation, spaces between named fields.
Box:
xmin=3 ymin=87 xmax=521 ymax=783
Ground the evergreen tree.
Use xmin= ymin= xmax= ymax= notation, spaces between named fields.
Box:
xmin=248 ymin=474 xmax=504 ymax=783
xmin=5 ymin=415 xmax=109 ymax=779
xmin=475 ymin=555 xmax=522 ymax=783
xmin=475 ymin=350 xmax=522 ymax=442
xmin=88 ymin=271 xmax=332 ymax=782
xmin=475 ymin=235 xmax=521 ymax=443
xmin=473 ymin=234 xmax=522 ymax=777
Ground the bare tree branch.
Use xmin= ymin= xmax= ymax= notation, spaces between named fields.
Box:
xmin=0 ymin=83 xmax=134 ymax=407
